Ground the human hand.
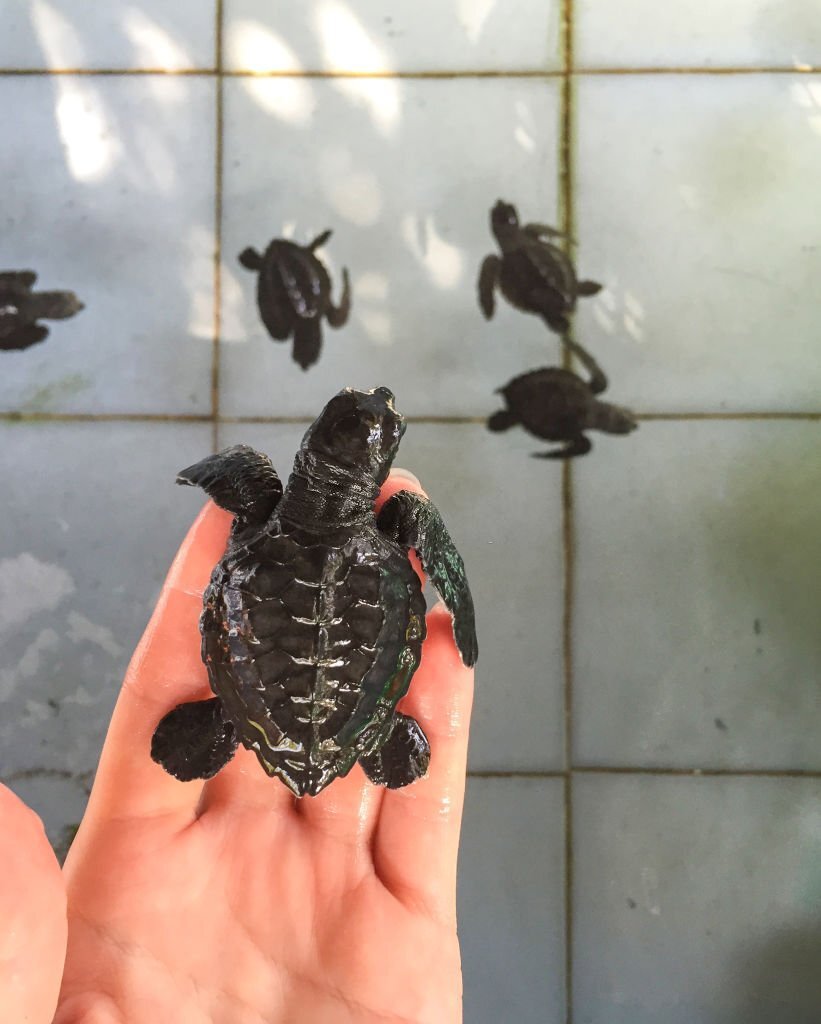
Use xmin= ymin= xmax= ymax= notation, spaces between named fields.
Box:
xmin=55 ymin=470 xmax=474 ymax=1024
xmin=0 ymin=783 xmax=67 ymax=1023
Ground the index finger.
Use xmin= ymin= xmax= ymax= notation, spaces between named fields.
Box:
xmin=82 ymin=502 xmax=232 ymax=825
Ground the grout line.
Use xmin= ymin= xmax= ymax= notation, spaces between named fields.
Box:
xmin=211 ymin=0 xmax=224 ymax=453
xmin=559 ymin=2 xmax=575 ymax=1021
xmin=573 ymin=766 xmax=821 ymax=778
xmin=2 ymin=411 xmax=819 ymax=426
xmin=0 ymin=66 xmax=818 ymax=78
xmin=467 ymin=770 xmax=566 ymax=779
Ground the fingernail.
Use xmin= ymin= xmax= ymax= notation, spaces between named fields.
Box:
xmin=391 ymin=466 xmax=421 ymax=487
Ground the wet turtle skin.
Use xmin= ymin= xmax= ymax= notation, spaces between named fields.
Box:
xmin=478 ymin=200 xmax=602 ymax=335
xmin=151 ymin=387 xmax=477 ymax=797
xmin=239 ymin=230 xmax=351 ymax=370
xmin=0 ymin=270 xmax=83 ymax=351
xmin=489 ymin=342 xmax=638 ymax=459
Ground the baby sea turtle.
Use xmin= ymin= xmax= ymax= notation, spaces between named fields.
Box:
xmin=478 ymin=200 xmax=602 ymax=335
xmin=239 ymin=230 xmax=351 ymax=371
xmin=151 ymin=386 xmax=477 ymax=797
xmin=0 ymin=270 xmax=83 ymax=351
xmin=488 ymin=341 xmax=638 ymax=458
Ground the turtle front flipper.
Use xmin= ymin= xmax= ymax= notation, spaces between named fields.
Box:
xmin=377 ymin=492 xmax=477 ymax=667
xmin=523 ymin=222 xmax=566 ymax=241
xmin=0 ymin=270 xmax=37 ymax=292
xmin=0 ymin=323 xmax=49 ymax=351
xmin=177 ymin=444 xmax=283 ymax=523
xmin=359 ymin=712 xmax=430 ymax=789
xmin=292 ymin=316 xmax=322 ymax=370
xmin=326 ymin=268 xmax=351 ymax=329
xmin=238 ymin=247 xmax=264 ymax=271
xmin=151 ymin=697 xmax=239 ymax=781
xmin=309 ymin=229 xmax=333 ymax=251
xmin=533 ymin=435 xmax=592 ymax=459
xmin=564 ymin=338 xmax=608 ymax=395
xmin=478 ymin=255 xmax=500 ymax=319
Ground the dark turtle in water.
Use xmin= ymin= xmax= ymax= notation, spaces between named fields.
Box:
xmin=478 ymin=200 xmax=602 ymax=335
xmin=0 ymin=270 xmax=83 ymax=351
xmin=151 ymin=386 xmax=477 ymax=797
xmin=489 ymin=341 xmax=638 ymax=458
xmin=239 ymin=230 xmax=351 ymax=371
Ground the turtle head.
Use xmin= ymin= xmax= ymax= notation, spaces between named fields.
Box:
xmin=303 ymin=386 xmax=406 ymax=485
xmin=491 ymin=199 xmax=520 ymax=249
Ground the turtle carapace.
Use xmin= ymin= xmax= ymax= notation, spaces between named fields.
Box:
xmin=239 ymin=230 xmax=351 ymax=370
xmin=0 ymin=271 xmax=83 ymax=351
xmin=478 ymin=200 xmax=601 ymax=335
xmin=151 ymin=387 xmax=477 ymax=797
xmin=488 ymin=341 xmax=638 ymax=458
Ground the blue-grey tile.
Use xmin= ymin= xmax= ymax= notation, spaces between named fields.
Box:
xmin=573 ymin=420 xmax=821 ymax=769
xmin=0 ymin=1 xmax=215 ymax=70
xmin=219 ymin=76 xmax=562 ymax=418
xmin=577 ymin=0 xmax=821 ymax=69
xmin=574 ymin=75 xmax=821 ymax=413
xmin=0 ymin=420 xmax=213 ymax=843
xmin=225 ymin=0 xmax=561 ymax=72
xmin=221 ymin=420 xmax=566 ymax=771
xmin=573 ymin=774 xmax=821 ymax=1024
xmin=0 ymin=75 xmax=215 ymax=414
xmin=459 ymin=777 xmax=565 ymax=1024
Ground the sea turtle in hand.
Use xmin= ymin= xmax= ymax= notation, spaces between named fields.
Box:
xmin=478 ymin=199 xmax=602 ymax=335
xmin=239 ymin=230 xmax=351 ymax=371
xmin=0 ymin=270 xmax=83 ymax=351
xmin=488 ymin=341 xmax=637 ymax=458
xmin=151 ymin=386 xmax=477 ymax=797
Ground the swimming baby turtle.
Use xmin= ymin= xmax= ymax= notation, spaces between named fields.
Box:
xmin=151 ymin=387 xmax=477 ymax=796
xmin=488 ymin=341 xmax=638 ymax=458
xmin=239 ymin=230 xmax=351 ymax=371
xmin=478 ymin=200 xmax=602 ymax=335
xmin=0 ymin=270 xmax=83 ymax=351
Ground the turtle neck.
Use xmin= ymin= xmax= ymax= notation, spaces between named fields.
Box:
xmin=278 ymin=449 xmax=379 ymax=532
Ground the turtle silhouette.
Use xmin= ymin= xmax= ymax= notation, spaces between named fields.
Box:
xmin=0 ymin=270 xmax=83 ymax=351
xmin=478 ymin=199 xmax=602 ymax=335
xmin=489 ymin=341 xmax=638 ymax=458
xmin=151 ymin=387 xmax=477 ymax=797
xmin=239 ymin=230 xmax=351 ymax=370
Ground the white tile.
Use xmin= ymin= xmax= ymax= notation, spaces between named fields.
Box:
xmin=0 ymin=421 xmax=213 ymax=842
xmin=573 ymin=421 xmax=821 ymax=769
xmin=0 ymin=75 xmax=216 ymax=414
xmin=574 ymin=775 xmax=821 ymax=1024
xmin=576 ymin=0 xmax=821 ymax=69
xmin=459 ymin=777 xmax=565 ymax=1024
xmin=574 ymin=75 xmax=821 ymax=413
xmin=220 ymin=75 xmax=561 ymax=418
xmin=220 ymin=421 xmax=566 ymax=771
xmin=0 ymin=1 xmax=215 ymax=70
xmin=225 ymin=0 xmax=561 ymax=73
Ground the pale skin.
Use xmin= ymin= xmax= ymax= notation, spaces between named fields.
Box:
xmin=0 ymin=472 xmax=474 ymax=1024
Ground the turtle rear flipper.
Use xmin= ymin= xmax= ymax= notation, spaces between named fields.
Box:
xmin=0 ymin=270 xmax=36 ymax=293
xmin=532 ymin=435 xmax=592 ymax=460
xmin=177 ymin=444 xmax=283 ymax=523
xmin=377 ymin=492 xmax=477 ymax=667
xmin=326 ymin=268 xmax=351 ymax=329
xmin=151 ymin=697 xmax=239 ymax=781
xmin=577 ymin=279 xmax=602 ymax=296
xmin=359 ymin=713 xmax=430 ymax=789
xmin=0 ymin=323 xmax=49 ymax=351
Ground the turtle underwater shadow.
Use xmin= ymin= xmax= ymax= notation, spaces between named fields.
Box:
xmin=477 ymin=198 xmax=638 ymax=460
xmin=151 ymin=386 xmax=477 ymax=798
xmin=239 ymin=229 xmax=351 ymax=371
xmin=0 ymin=270 xmax=84 ymax=352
